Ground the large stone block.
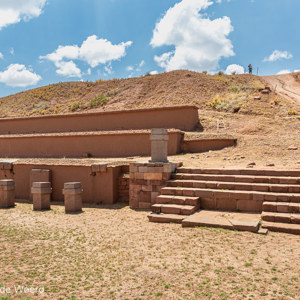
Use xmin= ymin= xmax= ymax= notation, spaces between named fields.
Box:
xmin=31 ymin=182 xmax=52 ymax=211
xmin=63 ymin=182 xmax=83 ymax=213
xmin=149 ymin=129 xmax=169 ymax=163
xmin=0 ymin=179 xmax=15 ymax=208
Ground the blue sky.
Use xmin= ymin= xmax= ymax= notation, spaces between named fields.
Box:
xmin=0 ymin=0 xmax=299 ymax=97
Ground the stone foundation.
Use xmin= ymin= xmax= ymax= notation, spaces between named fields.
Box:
xmin=129 ymin=162 xmax=177 ymax=209
xmin=117 ymin=174 xmax=129 ymax=203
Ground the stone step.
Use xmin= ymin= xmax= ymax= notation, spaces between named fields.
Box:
xmin=182 ymin=210 xmax=260 ymax=233
xmin=161 ymin=187 xmax=300 ymax=203
xmin=167 ymin=179 xmax=300 ymax=193
xmin=147 ymin=213 xmax=185 ymax=224
xmin=155 ymin=195 xmax=199 ymax=206
xmin=262 ymin=212 xmax=300 ymax=224
xmin=152 ymin=204 xmax=199 ymax=215
xmin=261 ymin=221 xmax=300 ymax=235
xmin=177 ymin=168 xmax=300 ymax=177
xmin=263 ymin=202 xmax=300 ymax=213
xmin=172 ymin=173 xmax=300 ymax=185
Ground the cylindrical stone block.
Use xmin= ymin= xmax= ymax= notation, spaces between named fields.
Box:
xmin=0 ymin=179 xmax=15 ymax=208
xmin=31 ymin=182 xmax=52 ymax=211
xmin=63 ymin=182 xmax=83 ymax=213
xmin=150 ymin=128 xmax=169 ymax=163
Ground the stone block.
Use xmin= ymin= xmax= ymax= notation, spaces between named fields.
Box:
xmin=200 ymin=198 xmax=217 ymax=210
xmin=151 ymin=192 xmax=160 ymax=203
xmin=139 ymin=202 xmax=151 ymax=209
xmin=142 ymin=185 xmax=152 ymax=192
xmin=149 ymin=128 xmax=169 ymax=163
xmin=144 ymin=173 xmax=163 ymax=180
xmin=216 ymin=198 xmax=237 ymax=211
xmin=30 ymin=169 xmax=51 ymax=200
xmin=91 ymin=164 xmax=107 ymax=173
xmin=63 ymin=182 xmax=83 ymax=213
xmin=31 ymin=182 xmax=52 ymax=211
xmin=237 ymin=200 xmax=262 ymax=212
xmin=0 ymin=179 xmax=15 ymax=208
xmin=0 ymin=162 xmax=13 ymax=170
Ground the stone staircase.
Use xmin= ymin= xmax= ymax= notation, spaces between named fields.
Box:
xmin=148 ymin=167 xmax=300 ymax=234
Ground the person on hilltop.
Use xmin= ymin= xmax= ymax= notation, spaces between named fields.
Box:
xmin=248 ymin=64 xmax=253 ymax=74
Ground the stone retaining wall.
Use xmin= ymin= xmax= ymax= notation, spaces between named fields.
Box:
xmin=129 ymin=162 xmax=178 ymax=209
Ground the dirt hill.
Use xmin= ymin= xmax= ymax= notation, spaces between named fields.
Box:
xmin=0 ymin=70 xmax=299 ymax=118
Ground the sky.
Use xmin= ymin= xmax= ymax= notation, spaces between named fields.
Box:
xmin=0 ymin=0 xmax=299 ymax=97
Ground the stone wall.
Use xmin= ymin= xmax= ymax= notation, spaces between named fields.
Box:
xmin=117 ymin=174 xmax=129 ymax=203
xmin=129 ymin=162 xmax=178 ymax=209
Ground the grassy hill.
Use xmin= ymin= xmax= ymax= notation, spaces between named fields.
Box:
xmin=0 ymin=70 xmax=298 ymax=118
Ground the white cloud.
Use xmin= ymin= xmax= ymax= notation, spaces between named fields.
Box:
xmin=277 ymin=69 xmax=291 ymax=75
xmin=10 ymin=48 xmax=14 ymax=55
xmin=79 ymin=35 xmax=132 ymax=68
xmin=154 ymin=52 xmax=174 ymax=69
xmin=126 ymin=65 xmax=134 ymax=71
xmin=264 ymin=50 xmax=293 ymax=62
xmin=294 ymin=69 xmax=300 ymax=73
xmin=150 ymin=0 xmax=234 ymax=72
xmin=225 ymin=64 xmax=244 ymax=75
xmin=40 ymin=35 xmax=132 ymax=77
xmin=0 ymin=64 xmax=41 ymax=87
xmin=150 ymin=70 xmax=158 ymax=75
xmin=0 ymin=0 xmax=47 ymax=30
xmin=0 ymin=52 xmax=3 ymax=59
xmin=55 ymin=61 xmax=81 ymax=78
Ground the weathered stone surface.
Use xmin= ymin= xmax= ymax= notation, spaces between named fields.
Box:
xmin=149 ymin=128 xmax=169 ymax=163
xmin=0 ymin=179 xmax=15 ymax=208
xmin=31 ymin=182 xmax=52 ymax=211
xmin=91 ymin=164 xmax=107 ymax=173
xmin=63 ymin=182 xmax=83 ymax=213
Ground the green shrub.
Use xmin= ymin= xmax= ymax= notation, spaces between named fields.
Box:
xmin=70 ymin=102 xmax=80 ymax=112
xmin=90 ymin=94 xmax=108 ymax=108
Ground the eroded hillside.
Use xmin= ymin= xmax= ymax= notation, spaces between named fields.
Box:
xmin=0 ymin=70 xmax=298 ymax=118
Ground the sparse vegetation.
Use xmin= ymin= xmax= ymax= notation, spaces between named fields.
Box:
xmin=90 ymin=94 xmax=108 ymax=108
xmin=0 ymin=203 xmax=299 ymax=299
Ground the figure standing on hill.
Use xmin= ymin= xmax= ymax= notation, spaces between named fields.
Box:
xmin=248 ymin=64 xmax=253 ymax=74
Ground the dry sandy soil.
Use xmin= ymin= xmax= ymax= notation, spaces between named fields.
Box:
xmin=0 ymin=71 xmax=300 ymax=300
xmin=265 ymin=73 xmax=300 ymax=105
xmin=0 ymin=203 xmax=299 ymax=299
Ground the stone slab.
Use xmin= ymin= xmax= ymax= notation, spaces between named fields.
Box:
xmin=182 ymin=210 xmax=260 ymax=233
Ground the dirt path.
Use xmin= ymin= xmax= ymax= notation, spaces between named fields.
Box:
xmin=264 ymin=73 xmax=300 ymax=105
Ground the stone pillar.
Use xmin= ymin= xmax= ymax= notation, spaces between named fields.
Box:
xmin=150 ymin=129 xmax=169 ymax=163
xmin=63 ymin=182 xmax=83 ymax=213
xmin=0 ymin=179 xmax=15 ymax=208
xmin=30 ymin=169 xmax=51 ymax=201
xmin=129 ymin=162 xmax=177 ymax=209
xmin=31 ymin=182 xmax=52 ymax=211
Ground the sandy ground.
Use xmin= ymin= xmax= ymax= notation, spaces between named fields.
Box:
xmin=0 ymin=203 xmax=299 ymax=299
xmin=265 ymin=73 xmax=300 ymax=105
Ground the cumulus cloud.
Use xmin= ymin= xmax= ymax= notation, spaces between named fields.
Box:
xmin=264 ymin=50 xmax=293 ymax=62
xmin=150 ymin=0 xmax=234 ymax=72
xmin=0 ymin=64 xmax=41 ymax=87
xmin=294 ymin=69 xmax=300 ymax=73
xmin=55 ymin=61 xmax=81 ymax=78
xmin=0 ymin=52 xmax=3 ymax=59
xmin=225 ymin=64 xmax=244 ymax=75
xmin=40 ymin=35 xmax=132 ymax=77
xmin=0 ymin=0 xmax=47 ymax=30
xmin=277 ymin=69 xmax=291 ymax=75
xmin=149 ymin=70 xmax=158 ymax=75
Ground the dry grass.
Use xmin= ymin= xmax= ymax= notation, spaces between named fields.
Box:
xmin=0 ymin=203 xmax=299 ymax=299
xmin=0 ymin=71 xmax=297 ymax=119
